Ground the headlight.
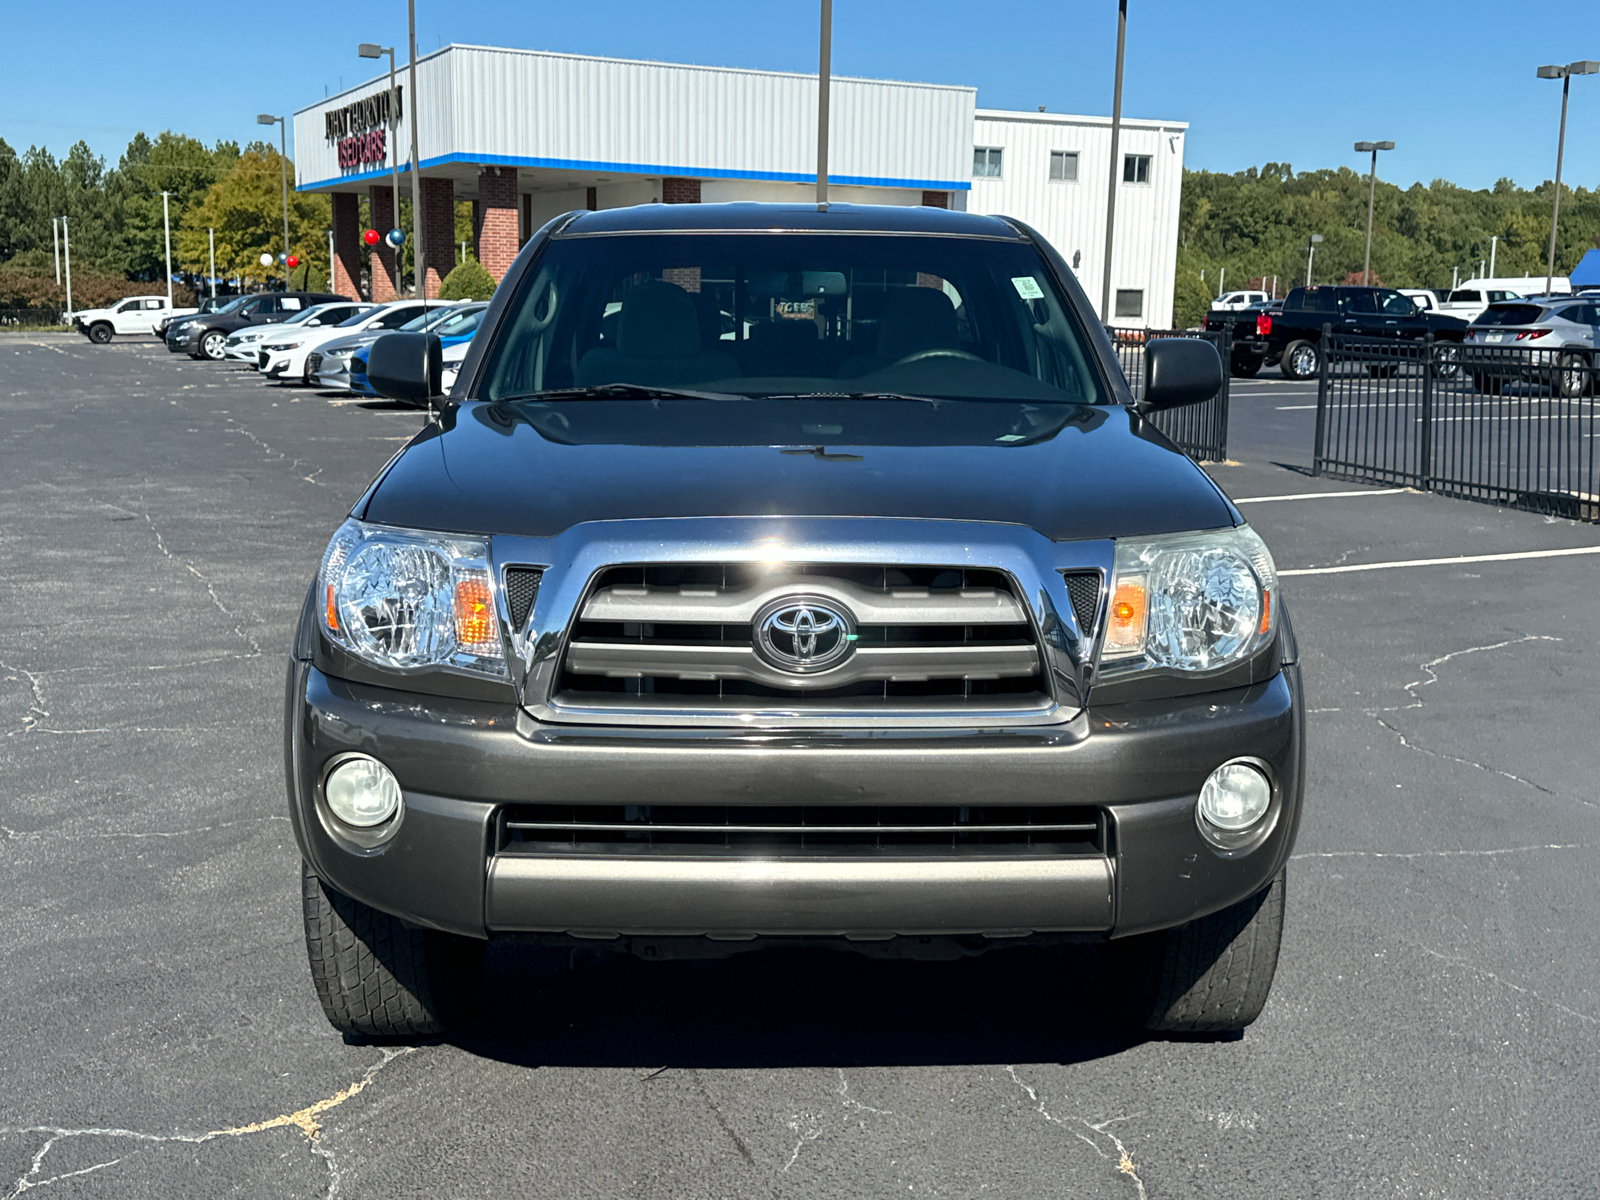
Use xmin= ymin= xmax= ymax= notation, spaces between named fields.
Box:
xmin=265 ymin=340 xmax=303 ymax=352
xmin=1097 ymin=525 xmax=1277 ymax=677
xmin=318 ymin=519 xmax=505 ymax=677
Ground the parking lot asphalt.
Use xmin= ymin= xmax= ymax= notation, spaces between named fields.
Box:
xmin=3 ymin=334 xmax=1598 ymax=1199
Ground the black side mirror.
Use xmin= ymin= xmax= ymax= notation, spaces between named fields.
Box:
xmin=368 ymin=332 xmax=442 ymax=405
xmin=1140 ymin=338 xmax=1222 ymax=412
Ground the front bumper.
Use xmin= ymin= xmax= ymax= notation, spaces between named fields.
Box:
xmin=286 ymin=661 xmax=1304 ymax=942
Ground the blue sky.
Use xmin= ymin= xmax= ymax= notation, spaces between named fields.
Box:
xmin=4 ymin=0 xmax=1597 ymax=191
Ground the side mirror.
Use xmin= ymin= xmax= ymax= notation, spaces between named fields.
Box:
xmin=1140 ymin=338 xmax=1222 ymax=412
xmin=368 ymin=332 xmax=442 ymax=405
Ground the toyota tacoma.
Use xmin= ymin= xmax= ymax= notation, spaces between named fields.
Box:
xmin=286 ymin=202 xmax=1304 ymax=1038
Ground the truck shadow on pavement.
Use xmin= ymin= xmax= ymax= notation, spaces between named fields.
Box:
xmin=448 ymin=941 xmax=1146 ymax=1069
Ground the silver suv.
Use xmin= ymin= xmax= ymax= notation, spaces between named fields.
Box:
xmin=1464 ymin=299 xmax=1600 ymax=396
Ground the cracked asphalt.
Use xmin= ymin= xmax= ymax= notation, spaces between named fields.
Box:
xmin=2 ymin=335 xmax=1598 ymax=1198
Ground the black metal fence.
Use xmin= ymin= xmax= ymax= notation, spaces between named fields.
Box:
xmin=1313 ymin=327 xmax=1600 ymax=522
xmin=0 ymin=306 xmax=66 ymax=328
xmin=1107 ymin=327 xmax=1232 ymax=462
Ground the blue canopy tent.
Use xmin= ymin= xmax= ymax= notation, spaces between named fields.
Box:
xmin=1569 ymin=249 xmax=1600 ymax=288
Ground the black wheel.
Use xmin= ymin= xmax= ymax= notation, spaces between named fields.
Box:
xmin=1230 ymin=355 xmax=1263 ymax=378
xmin=301 ymin=358 xmax=317 ymax=385
xmin=1471 ymin=371 xmax=1504 ymax=396
xmin=88 ymin=322 xmax=113 ymax=344
xmin=301 ymin=859 xmax=485 ymax=1037
xmin=1554 ymin=352 xmax=1590 ymax=398
xmin=199 ymin=329 xmax=227 ymax=360
xmin=1280 ymin=340 xmax=1318 ymax=380
xmin=1115 ymin=869 xmax=1285 ymax=1033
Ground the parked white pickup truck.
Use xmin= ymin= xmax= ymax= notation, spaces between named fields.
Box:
xmin=1436 ymin=277 xmax=1570 ymax=324
xmin=1211 ymin=290 xmax=1270 ymax=311
xmin=72 ymin=295 xmax=197 ymax=343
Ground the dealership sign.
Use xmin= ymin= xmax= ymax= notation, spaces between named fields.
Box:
xmin=326 ymin=87 xmax=402 ymax=172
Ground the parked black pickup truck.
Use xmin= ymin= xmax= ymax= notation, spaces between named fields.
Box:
xmin=1205 ymin=286 xmax=1468 ymax=379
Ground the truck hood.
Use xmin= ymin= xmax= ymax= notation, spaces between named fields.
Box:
xmin=359 ymin=397 xmax=1239 ymax=542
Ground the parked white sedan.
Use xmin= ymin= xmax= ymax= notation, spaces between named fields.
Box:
xmin=224 ymin=302 xmax=373 ymax=363
xmin=258 ymin=300 xmax=444 ymax=384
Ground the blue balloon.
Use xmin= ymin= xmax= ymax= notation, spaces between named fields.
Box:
xmin=385 ymin=228 xmax=405 ymax=248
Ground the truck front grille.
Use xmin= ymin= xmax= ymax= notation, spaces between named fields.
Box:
xmin=552 ymin=563 xmax=1049 ymax=716
xmin=496 ymin=803 xmax=1105 ymax=857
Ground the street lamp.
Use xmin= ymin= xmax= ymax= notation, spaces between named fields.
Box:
xmin=1305 ymin=234 xmax=1323 ymax=287
xmin=1353 ymin=141 xmax=1394 ymax=287
xmin=1535 ymin=60 xmax=1598 ymax=296
xmin=1100 ymin=0 xmax=1128 ymax=322
xmin=358 ymin=41 xmax=404 ymax=299
xmin=406 ymin=0 xmax=424 ymax=298
xmin=257 ymin=114 xmax=291 ymax=290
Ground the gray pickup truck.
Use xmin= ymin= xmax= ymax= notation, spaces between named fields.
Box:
xmin=286 ymin=203 xmax=1304 ymax=1039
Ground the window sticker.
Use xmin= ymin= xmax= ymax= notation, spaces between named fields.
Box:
xmin=1012 ymin=276 xmax=1044 ymax=301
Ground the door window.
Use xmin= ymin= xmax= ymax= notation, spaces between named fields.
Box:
xmin=118 ymin=299 xmax=143 ymax=312
xmin=1342 ymin=291 xmax=1378 ymax=315
xmin=1376 ymin=290 xmax=1415 ymax=316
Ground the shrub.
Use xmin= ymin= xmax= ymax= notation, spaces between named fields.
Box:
xmin=437 ymin=255 xmax=495 ymax=302
xmin=0 ymin=272 xmax=194 ymax=311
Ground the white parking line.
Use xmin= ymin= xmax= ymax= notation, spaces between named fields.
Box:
xmin=1281 ymin=544 xmax=1600 ymax=577
xmin=1275 ymin=404 xmax=1318 ymax=410
xmin=1235 ymin=488 xmax=1408 ymax=504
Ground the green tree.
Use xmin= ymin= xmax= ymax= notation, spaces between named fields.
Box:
xmin=177 ymin=148 xmax=330 ymax=287
xmin=437 ymin=254 xmax=494 ymax=301
xmin=109 ymin=132 xmax=231 ymax=280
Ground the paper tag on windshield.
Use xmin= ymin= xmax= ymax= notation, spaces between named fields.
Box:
xmin=1011 ymin=276 xmax=1044 ymax=300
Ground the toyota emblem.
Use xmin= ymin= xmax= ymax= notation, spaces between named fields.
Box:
xmin=753 ymin=596 xmax=856 ymax=673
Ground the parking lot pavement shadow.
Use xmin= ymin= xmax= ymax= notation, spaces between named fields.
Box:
xmin=448 ymin=941 xmax=1143 ymax=1069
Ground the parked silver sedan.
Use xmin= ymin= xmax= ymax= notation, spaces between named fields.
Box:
xmin=1463 ymin=299 xmax=1599 ymax=396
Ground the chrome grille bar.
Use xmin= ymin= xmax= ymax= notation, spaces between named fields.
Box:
xmin=583 ymin=580 xmax=1027 ymax=626
xmin=565 ymin=640 xmax=1039 ymax=687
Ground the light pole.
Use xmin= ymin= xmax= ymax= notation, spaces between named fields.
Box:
xmin=51 ymin=217 xmax=61 ymax=284
xmin=1304 ymin=234 xmax=1322 ymax=287
xmin=208 ymin=228 xmax=216 ymax=298
xmin=1535 ymin=60 xmax=1597 ymax=295
xmin=1354 ymin=140 xmax=1394 ymax=287
xmin=160 ymin=190 xmax=174 ymax=308
xmin=816 ymin=0 xmax=832 ymax=209
xmin=358 ymin=41 xmax=403 ymax=298
xmin=258 ymin=114 xmax=291 ymax=290
xmin=1489 ymin=234 xmax=1498 ymax=278
xmin=1100 ymin=0 xmax=1128 ymax=322
xmin=59 ymin=216 xmax=73 ymax=317
xmin=406 ymin=0 xmax=424 ymax=298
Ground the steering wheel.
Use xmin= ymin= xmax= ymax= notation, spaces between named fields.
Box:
xmin=892 ymin=347 xmax=985 ymax=367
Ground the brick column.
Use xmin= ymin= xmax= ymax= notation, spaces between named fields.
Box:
xmin=367 ymin=186 xmax=399 ymax=301
xmin=475 ymin=167 xmax=519 ymax=282
xmin=662 ymin=177 xmax=701 ymax=204
xmin=420 ymin=176 xmax=455 ymax=299
xmin=331 ymin=192 xmax=362 ymax=301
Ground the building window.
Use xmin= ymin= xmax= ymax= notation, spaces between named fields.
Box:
xmin=1115 ymin=289 xmax=1144 ymax=319
xmin=1122 ymin=154 xmax=1151 ymax=184
xmin=973 ymin=147 xmax=1003 ymax=178
xmin=1049 ymin=151 xmax=1079 ymax=183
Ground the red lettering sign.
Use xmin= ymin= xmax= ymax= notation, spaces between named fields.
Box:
xmin=337 ymin=129 xmax=387 ymax=170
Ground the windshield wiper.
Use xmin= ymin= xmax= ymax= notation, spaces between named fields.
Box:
xmin=759 ymin=390 xmax=942 ymax=404
xmin=505 ymin=383 xmax=750 ymax=403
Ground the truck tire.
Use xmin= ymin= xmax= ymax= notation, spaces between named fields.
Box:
xmin=1280 ymin=340 xmax=1318 ymax=380
xmin=301 ymin=859 xmax=485 ymax=1037
xmin=200 ymin=329 xmax=227 ymax=360
xmin=1230 ymin=354 xmax=1263 ymax=378
xmin=1554 ymin=352 xmax=1590 ymax=398
xmin=1115 ymin=869 xmax=1285 ymax=1033
xmin=88 ymin=322 xmax=114 ymax=344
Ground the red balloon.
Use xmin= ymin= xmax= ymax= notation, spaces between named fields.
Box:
xmin=363 ymin=228 xmax=380 ymax=246
xmin=286 ymin=255 xmax=299 ymax=269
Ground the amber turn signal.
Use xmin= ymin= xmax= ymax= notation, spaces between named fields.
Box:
xmin=1105 ymin=578 xmax=1147 ymax=653
xmin=324 ymin=583 xmax=339 ymax=634
xmin=453 ymin=577 xmax=494 ymax=646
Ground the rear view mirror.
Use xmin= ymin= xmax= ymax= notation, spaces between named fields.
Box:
xmin=1140 ymin=338 xmax=1222 ymax=412
xmin=368 ymin=332 xmax=442 ymax=405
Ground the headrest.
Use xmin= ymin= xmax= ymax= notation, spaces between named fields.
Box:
xmin=875 ymin=286 xmax=959 ymax=362
xmin=617 ymin=280 xmax=703 ymax=359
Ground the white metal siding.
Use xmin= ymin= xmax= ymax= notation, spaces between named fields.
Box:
xmin=296 ymin=45 xmax=974 ymax=194
xmin=969 ymin=111 xmax=1185 ymax=328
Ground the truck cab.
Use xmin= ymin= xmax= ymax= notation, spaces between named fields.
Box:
xmin=73 ymin=295 xmax=195 ymax=344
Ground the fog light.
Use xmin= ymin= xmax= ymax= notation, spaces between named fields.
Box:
xmin=324 ymin=757 xmax=402 ymax=828
xmin=1198 ymin=761 xmax=1271 ymax=833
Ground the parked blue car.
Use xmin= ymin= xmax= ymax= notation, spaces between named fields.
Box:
xmin=349 ymin=303 xmax=487 ymax=396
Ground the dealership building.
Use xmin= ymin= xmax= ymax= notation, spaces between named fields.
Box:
xmin=294 ymin=44 xmax=1185 ymax=326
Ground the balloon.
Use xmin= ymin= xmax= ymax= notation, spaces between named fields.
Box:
xmin=259 ymin=253 xmax=274 ymax=267
xmin=385 ymin=228 xmax=404 ymax=248
xmin=278 ymin=253 xmax=287 ymax=264
xmin=363 ymin=229 xmax=380 ymax=246
xmin=286 ymin=255 xmax=299 ymax=269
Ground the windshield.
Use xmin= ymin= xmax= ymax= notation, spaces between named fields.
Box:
xmin=477 ymin=233 xmax=1109 ymax=405
xmin=280 ymin=305 xmax=327 ymax=326
xmin=433 ymin=306 xmax=486 ymax=338
xmin=211 ymin=295 xmax=252 ymax=315
xmin=1473 ymin=304 xmax=1545 ymax=327
xmin=399 ymin=305 xmax=469 ymax=333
